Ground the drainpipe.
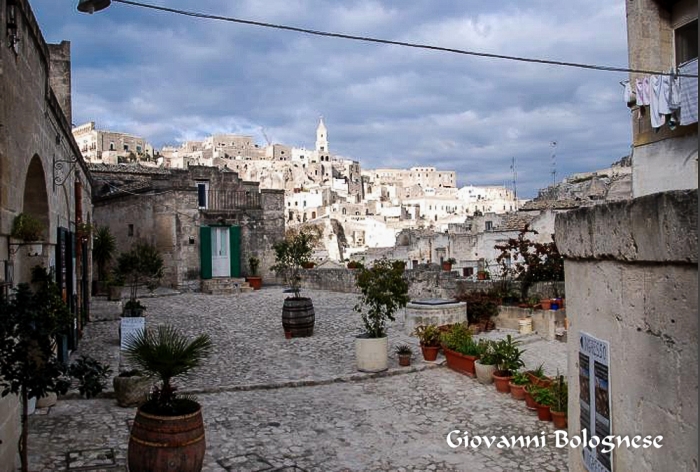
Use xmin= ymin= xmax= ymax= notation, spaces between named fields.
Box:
xmin=74 ymin=179 xmax=83 ymax=332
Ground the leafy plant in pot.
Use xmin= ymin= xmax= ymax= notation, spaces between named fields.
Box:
xmin=440 ymin=323 xmax=481 ymax=377
xmin=492 ymin=335 xmax=526 ymax=393
xmin=550 ymin=373 xmax=568 ymax=429
xmin=271 ymin=226 xmax=320 ymax=338
xmin=413 ymin=324 xmax=441 ymax=361
xmin=530 ymin=385 xmax=555 ymax=421
xmin=124 ymin=325 xmax=213 ymax=472
xmin=246 ymin=256 xmax=263 ymax=290
xmin=526 ymin=363 xmax=552 ymax=388
xmin=394 ymin=344 xmax=413 ymax=367
xmin=116 ymin=241 xmax=164 ymax=317
xmin=473 ymin=340 xmax=498 ymax=384
xmin=509 ymin=371 xmax=529 ymax=401
xmin=92 ymin=225 xmax=117 ymax=295
xmin=354 ymin=258 xmax=409 ymax=373
xmin=0 ymin=266 xmax=72 ymax=472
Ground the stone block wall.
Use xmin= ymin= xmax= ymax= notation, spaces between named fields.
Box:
xmin=555 ymin=189 xmax=697 ymax=471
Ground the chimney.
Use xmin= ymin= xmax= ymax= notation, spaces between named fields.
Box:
xmin=47 ymin=40 xmax=72 ymax=125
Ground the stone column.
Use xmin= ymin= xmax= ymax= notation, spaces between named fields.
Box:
xmin=555 ymin=190 xmax=697 ymax=471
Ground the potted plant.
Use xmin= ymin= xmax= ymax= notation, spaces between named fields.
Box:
xmin=442 ymin=257 xmax=456 ymax=271
xmin=0 ymin=266 xmax=72 ymax=472
xmin=509 ymin=371 xmax=529 ymax=401
xmin=550 ymin=374 xmax=568 ymax=429
xmin=354 ymin=258 xmax=409 ymax=373
xmin=113 ymin=369 xmax=151 ymax=407
xmin=271 ymin=227 xmax=320 ymax=338
xmin=124 ymin=325 xmax=213 ymax=472
xmin=245 ymin=256 xmax=262 ymax=290
xmin=440 ymin=323 xmax=481 ymax=377
xmin=413 ymin=324 xmax=441 ymax=361
xmin=531 ymin=385 xmax=555 ymax=421
xmin=117 ymin=241 xmax=164 ymax=317
xmin=492 ymin=334 xmax=526 ymax=393
xmin=473 ymin=340 xmax=498 ymax=384
xmin=67 ymin=355 xmax=112 ymax=398
xmin=395 ymin=344 xmax=413 ymax=366
xmin=92 ymin=225 xmax=117 ymax=295
xmin=11 ymin=213 xmax=45 ymax=256
xmin=526 ymin=363 xmax=552 ymax=388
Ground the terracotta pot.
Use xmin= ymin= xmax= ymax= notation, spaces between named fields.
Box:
xmin=551 ymin=410 xmax=568 ymax=429
xmin=398 ymin=354 xmax=411 ymax=366
xmin=474 ymin=360 xmax=497 ymax=384
xmin=527 ymin=372 xmax=553 ymax=388
xmin=540 ymin=299 xmax=551 ymax=310
xmin=509 ymin=383 xmax=526 ymax=400
xmin=492 ymin=371 xmax=513 ymax=393
xmin=441 ymin=262 xmax=452 ymax=271
xmin=420 ymin=344 xmax=440 ymax=362
xmin=443 ymin=347 xmax=478 ymax=377
xmin=536 ymin=403 xmax=552 ymax=421
xmin=128 ymin=403 xmax=205 ymax=472
xmin=245 ymin=276 xmax=262 ymax=290
xmin=524 ymin=386 xmax=538 ymax=410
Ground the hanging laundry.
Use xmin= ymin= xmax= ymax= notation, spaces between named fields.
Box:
xmin=635 ymin=78 xmax=649 ymax=105
xmin=679 ymin=58 xmax=698 ymax=126
xmin=668 ymin=71 xmax=681 ymax=111
xmin=623 ymin=81 xmax=635 ymax=106
xmin=658 ymin=75 xmax=672 ymax=115
xmin=649 ymin=75 xmax=665 ymax=128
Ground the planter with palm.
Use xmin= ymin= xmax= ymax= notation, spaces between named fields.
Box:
xmin=124 ymin=325 xmax=213 ymax=472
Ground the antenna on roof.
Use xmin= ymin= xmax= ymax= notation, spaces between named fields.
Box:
xmin=510 ymin=156 xmax=517 ymax=199
xmin=550 ymin=141 xmax=557 ymax=186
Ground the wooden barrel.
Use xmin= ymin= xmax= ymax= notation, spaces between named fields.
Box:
xmin=128 ymin=404 xmax=206 ymax=472
xmin=282 ymin=297 xmax=315 ymax=337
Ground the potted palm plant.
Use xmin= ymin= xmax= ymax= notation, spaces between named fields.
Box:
xmin=271 ymin=227 xmax=319 ymax=338
xmin=492 ymin=334 xmax=526 ymax=393
xmin=92 ymin=225 xmax=116 ymax=295
xmin=413 ymin=324 xmax=441 ymax=361
xmin=245 ymin=256 xmax=262 ymax=290
xmin=354 ymin=258 xmax=409 ymax=372
xmin=124 ymin=325 xmax=213 ymax=472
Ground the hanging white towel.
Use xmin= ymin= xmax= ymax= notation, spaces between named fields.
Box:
xmin=635 ymin=78 xmax=648 ymax=105
xmin=668 ymin=72 xmax=681 ymax=111
xmin=679 ymin=58 xmax=698 ymax=126
xmin=658 ymin=75 xmax=672 ymax=115
xmin=649 ymin=75 xmax=665 ymax=128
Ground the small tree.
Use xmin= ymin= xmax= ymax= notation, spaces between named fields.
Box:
xmin=494 ymin=224 xmax=564 ymax=300
xmin=0 ymin=267 xmax=72 ymax=472
xmin=271 ymin=226 xmax=320 ymax=299
xmin=116 ymin=241 xmax=164 ymax=308
xmin=93 ymin=225 xmax=117 ymax=282
xmin=354 ymin=258 xmax=410 ymax=338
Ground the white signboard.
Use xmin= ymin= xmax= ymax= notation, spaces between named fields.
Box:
xmin=120 ymin=317 xmax=145 ymax=350
xmin=579 ymin=332 xmax=612 ymax=472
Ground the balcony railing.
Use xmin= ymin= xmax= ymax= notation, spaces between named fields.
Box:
xmin=205 ymin=190 xmax=261 ymax=210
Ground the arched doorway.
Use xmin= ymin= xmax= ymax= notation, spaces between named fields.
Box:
xmin=22 ymin=155 xmax=50 ymax=235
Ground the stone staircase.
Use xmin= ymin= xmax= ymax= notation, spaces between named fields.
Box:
xmin=201 ymin=277 xmax=254 ymax=295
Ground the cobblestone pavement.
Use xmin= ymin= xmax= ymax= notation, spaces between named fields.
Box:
xmin=26 ymin=288 xmax=569 ymax=471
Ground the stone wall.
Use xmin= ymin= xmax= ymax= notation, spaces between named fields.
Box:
xmin=555 ymin=189 xmax=697 ymax=472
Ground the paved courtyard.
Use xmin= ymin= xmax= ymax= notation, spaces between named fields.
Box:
xmin=26 ymin=288 xmax=569 ymax=471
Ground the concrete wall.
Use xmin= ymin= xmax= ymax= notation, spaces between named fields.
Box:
xmin=632 ymin=134 xmax=698 ymax=197
xmin=555 ymin=189 xmax=697 ymax=472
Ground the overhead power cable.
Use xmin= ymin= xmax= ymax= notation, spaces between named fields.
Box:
xmin=112 ymin=0 xmax=697 ymax=78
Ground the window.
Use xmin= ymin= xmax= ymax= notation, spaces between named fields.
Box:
xmin=123 ymin=144 xmax=129 ymax=151
xmin=197 ymin=182 xmax=208 ymax=209
xmin=136 ymin=145 xmax=142 ymax=153
xmin=128 ymin=224 xmax=134 ymax=237
xmin=675 ymin=20 xmax=698 ymax=65
xmin=109 ymin=142 xmax=115 ymax=151
xmin=485 ymin=221 xmax=493 ymax=231
xmin=463 ymin=267 xmax=474 ymax=277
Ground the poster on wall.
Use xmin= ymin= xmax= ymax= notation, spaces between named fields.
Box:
xmin=579 ymin=332 xmax=612 ymax=472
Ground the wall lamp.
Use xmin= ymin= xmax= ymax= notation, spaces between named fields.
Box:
xmin=77 ymin=0 xmax=112 ymax=14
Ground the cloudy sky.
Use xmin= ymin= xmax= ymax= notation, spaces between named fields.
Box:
xmin=32 ymin=0 xmax=633 ymax=198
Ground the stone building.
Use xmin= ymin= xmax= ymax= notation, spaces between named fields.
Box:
xmin=557 ymin=2 xmax=698 ymax=471
xmin=72 ymin=121 xmax=154 ymax=165
xmin=0 ymin=1 xmax=93 ymax=469
xmin=90 ymin=164 xmax=284 ymax=292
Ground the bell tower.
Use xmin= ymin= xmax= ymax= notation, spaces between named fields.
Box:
xmin=315 ymin=117 xmax=328 ymax=155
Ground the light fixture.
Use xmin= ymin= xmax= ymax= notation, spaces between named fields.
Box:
xmin=6 ymin=0 xmax=19 ymax=54
xmin=77 ymin=0 xmax=112 ymax=14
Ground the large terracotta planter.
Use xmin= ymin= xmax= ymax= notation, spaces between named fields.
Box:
xmin=443 ymin=347 xmax=478 ymax=377
xmin=536 ymin=403 xmax=552 ymax=421
xmin=128 ymin=404 xmax=206 ymax=472
xmin=527 ymin=371 xmax=552 ymax=388
xmin=355 ymin=335 xmax=388 ymax=372
xmin=420 ymin=344 xmax=440 ymax=362
xmin=245 ymin=276 xmax=262 ymax=290
xmin=282 ymin=297 xmax=315 ymax=337
xmin=474 ymin=360 xmax=497 ymax=384
xmin=509 ymin=382 xmax=526 ymax=400
xmin=492 ymin=371 xmax=513 ymax=393
xmin=551 ymin=410 xmax=567 ymax=429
